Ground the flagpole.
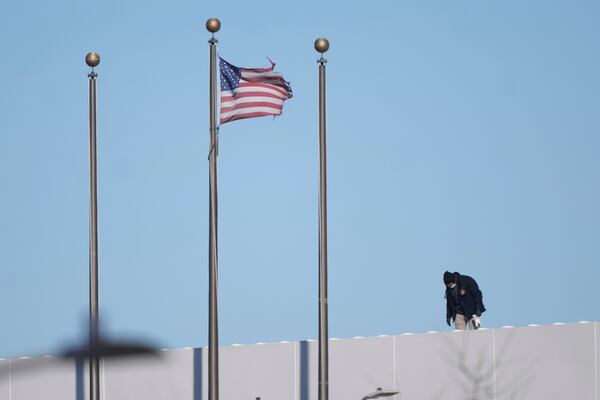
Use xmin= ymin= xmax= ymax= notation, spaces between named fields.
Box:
xmin=206 ymin=17 xmax=221 ymax=400
xmin=315 ymin=37 xmax=330 ymax=400
xmin=85 ymin=51 xmax=101 ymax=400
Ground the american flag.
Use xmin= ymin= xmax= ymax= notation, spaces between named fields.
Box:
xmin=219 ymin=57 xmax=293 ymax=124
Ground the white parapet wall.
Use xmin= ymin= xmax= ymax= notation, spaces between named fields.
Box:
xmin=0 ymin=321 xmax=598 ymax=400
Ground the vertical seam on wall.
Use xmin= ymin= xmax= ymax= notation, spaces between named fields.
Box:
xmin=8 ymin=360 xmax=11 ymax=400
xmin=392 ymin=336 xmax=396 ymax=391
xmin=293 ymin=343 xmax=298 ymax=400
xmin=492 ymin=329 xmax=496 ymax=400
xmin=594 ymin=322 xmax=598 ymax=400
xmin=102 ymin=358 xmax=106 ymax=400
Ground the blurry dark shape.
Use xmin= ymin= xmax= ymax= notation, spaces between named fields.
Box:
xmin=362 ymin=387 xmax=400 ymax=400
xmin=60 ymin=337 xmax=159 ymax=361
xmin=60 ymin=320 xmax=159 ymax=361
xmin=0 ymin=329 xmax=161 ymax=379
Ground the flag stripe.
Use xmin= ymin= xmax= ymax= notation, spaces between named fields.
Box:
xmin=221 ymin=98 xmax=284 ymax=110
xmin=221 ymin=103 xmax=283 ymax=118
xmin=240 ymin=71 xmax=283 ymax=79
xmin=235 ymin=85 xmax=291 ymax=98
xmin=221 ymin=91 xmax=287 ymax=101
xmin=221 ymin=111 xmax=278 ymax=124
xmin=220 ymin=106 xmax=283 ymax=120
xmin=240 ymin=66 xmax=275 ymax=74
xmin=220 ymin=103 xmax=284 ymax=114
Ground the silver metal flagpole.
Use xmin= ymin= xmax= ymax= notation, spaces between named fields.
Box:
xmin=206 ymin=17 xmax=221 ymax=400
xmin=314 ymin=37 xmax=330 ymax=400
xmin=85 ymin=51 xmax=101 ymax=400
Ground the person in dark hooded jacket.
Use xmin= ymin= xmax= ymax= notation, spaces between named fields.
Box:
xmin=443 ymin=271 xmax=486 ymax=330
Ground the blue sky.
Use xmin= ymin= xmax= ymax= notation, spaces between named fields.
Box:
xmin=1 ymin=0 xmax=599 ymax=357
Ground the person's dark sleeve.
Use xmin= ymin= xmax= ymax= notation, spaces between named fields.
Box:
xmin=467 ymin=278 xmax=484 ymax=316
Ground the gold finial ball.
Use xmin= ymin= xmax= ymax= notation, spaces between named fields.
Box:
xmin=314 ymin=38 xmax=330 ymax=53
xmin=85 ymin=52 xmax=100 ymax=68
xmin=206 ymin=18 xmax=221 ymax=33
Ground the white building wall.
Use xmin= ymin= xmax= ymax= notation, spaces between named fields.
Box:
xmin=0 ymin=322 xmax=597 ymax=400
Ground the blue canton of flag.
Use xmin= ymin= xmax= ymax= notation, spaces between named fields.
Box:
xmin=220 ymin=59 xmax=241 ymax=92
